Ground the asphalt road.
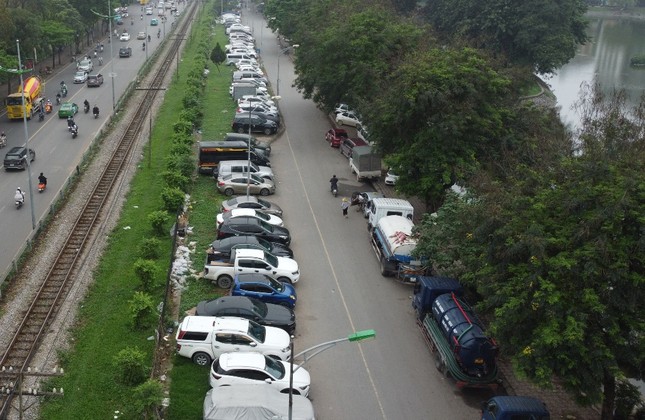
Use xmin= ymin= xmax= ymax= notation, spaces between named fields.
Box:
xmin=0 ymin=11 xmax=179 ymax=278
xmin=242 ymin=8 xmax=490 ymax=420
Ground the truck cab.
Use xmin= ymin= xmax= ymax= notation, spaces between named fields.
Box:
xmin=367 ymin=198 xmax=414 ymax=231
xmin=481 ymin=396 xmax=550 ymax=420
xmin=412 ymin=276 xmax=463 ymax=319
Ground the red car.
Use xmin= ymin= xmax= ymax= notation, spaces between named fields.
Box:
xmin=325 ymin=128 xmax=348 ymax=148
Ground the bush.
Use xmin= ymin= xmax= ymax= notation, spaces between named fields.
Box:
xmin=113 ymin=347 xmax=148 ymax=386
xmin=172 ymin=131 xmax=194 ymax=146
xmin=162 ymin=170 xmax=190 ymax=191
xmin=168 ymin=142 xmax=192 ymax=157
xmin=138 ymin=237 xmax=162 ymax=259
xmin=173 ymin=120 xmax=193 ymax=136
xmin=131 ymin=379 xmax=164 ymax=418
xmin=161 ymin=187 xmax=185 ymax=212
xmin=165 ymin=153 xmax=195 ymax=178
xmin=630 ymin=54 xmax=645 ymax=66
xmin=148 ymin=210 xmax=170 ymax=236
xmin=133 ymin=258 xmax=160 ymax=291
xmin=129 ymin=291 xmax=157 ymax=330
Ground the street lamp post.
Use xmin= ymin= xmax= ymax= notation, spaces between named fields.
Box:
xmin=276 ymin=44 xmax=298 ymax=96
xmin=288 ymin=330 xmax=376 ymax=419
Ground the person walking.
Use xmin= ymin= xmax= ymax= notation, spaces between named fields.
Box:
xmin=341 ymin=198 xmax=350 ymax=218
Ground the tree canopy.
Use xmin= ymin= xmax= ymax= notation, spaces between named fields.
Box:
xmin=414 ymin=84 xmax=645 ymax=418
xmin=421 ymin=0 xmax=589 ymax=74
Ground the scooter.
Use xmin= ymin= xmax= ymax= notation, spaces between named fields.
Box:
xmin=38 ymin=112 xmax=45 ymax=122
xmin=71 ymin=125 xmax=78 ymax=139
xmin=38 ymin=182 xmax=46 ymax=193
xmin=93 ymin=108 xmax=100 ymax=119
xmin=331 ymin=185 xmax=338 ymax=197
xmin=0 ymin=134 xmax=6 ymax=148
xmin=15 ymin=194 xmax=24 ymax=209
xmin=84 ymin=103 xmax=90 ymax=114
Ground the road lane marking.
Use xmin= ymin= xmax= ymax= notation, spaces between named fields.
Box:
xmin=283 ymin=129 xmax=388 ymax=420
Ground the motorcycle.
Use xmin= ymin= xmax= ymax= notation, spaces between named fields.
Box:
xmin=15 ymin=192 xmax=24 ymax=209
xmin=61 ymin=87 xmax=68 ymax=98
xmin=331 ymin=184 xmax=338 ymax=197
xmin=71 ymin=124 xmax=78 ymax=139
xmin=55 ymin=95 xmax=61 ymax=105
xmin=38 ymin=112 xmax=45 ymax=122
xmin=84 ymin=103 xmax=90 ymax=114
xmin=93 ymin=108 xmax=100 ymax=119
xmin=45 ymin=101 xmax=53 ymax=113
xmin=38 ymin=182 xmax=46 ymax=193
xmin=0 ymin=134 xmax=6 ymax=148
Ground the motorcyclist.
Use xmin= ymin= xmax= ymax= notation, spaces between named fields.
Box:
xmin=15 ymin=188 xmax=25 ymax=204
xmin=45 ymin=99 xmax=53 ymax=113
xmin=38 ymin=173 xmax=47 ymax=187
xmin=55 ymin=93 xmax=61 ymax=105
xmin=329 ymin=175 xmax=339 ymax=193
xmin=93 ymin=105 xmax=99 ymax=118
xmin=67 ymin=116 xmax=75 ymax=129
xmin=83 ymin=99 xmax=90 ymax=112
xmin=142 ymin=42 xmax=146 ymax=50
xmin=98 ymin=56 xmax=103 ymax=65
xmin=0 ymin=132 xmax=6 ymax=146
xmin=157 ymin=29 xmax=161 ymax=38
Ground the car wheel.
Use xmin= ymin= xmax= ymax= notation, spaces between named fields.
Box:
xmin=259 ymin=188 xmax=270 ymax=196
xmin=191 ymin=352 xmax=212 ymax=366
xmin=224 ymin=188 xmax=234 ymax=196
xmin=264 ymin=127 xmax=272 ymax=135
xmin=217 ymin=275 xmax=233 ymax=289
xmin=237 ymin=126 xmax=245 ymax=134
xmin=277 ymin=277 xmax=292 ymax=284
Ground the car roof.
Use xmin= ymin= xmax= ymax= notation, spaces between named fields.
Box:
xmin=213 ymin=236 xmax=261 ymax=248
xmin=218 ymin=352 xmax=266 ymax=370
xmin=208 ymin=296 xmax=256 ymax=312
xmin=226 ymin=217 xmax=262 ymax=227
xmin=213 ymin=316 xmax=251 ymax=332
xmin=236 ymin=272 xmax=274 ymax=284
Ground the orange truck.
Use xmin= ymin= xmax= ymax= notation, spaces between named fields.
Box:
xmin=6 ymin=76 xmax=43 ymax=120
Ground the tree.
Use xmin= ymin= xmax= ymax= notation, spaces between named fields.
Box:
xmin=415 ymin=84 xmax=645 ymax=419
xmin=422 ymin=0 xmax=589 ymax=74
xmin=366 ymin=47 xmax=513 ymax=210
xmin=210 ymin=42 xmax=226 ymax=73
xmin=292 ymin=5 xmax=422 ymax=111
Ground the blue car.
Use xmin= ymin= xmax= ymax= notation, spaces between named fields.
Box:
xmin=231 ymin=273 xmax=297 ymax=308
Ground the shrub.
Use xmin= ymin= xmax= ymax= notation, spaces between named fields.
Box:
xmin=148 ymin=210 xmax=170 ymax=236
xmin=168 ymin=142 xmax=192 ymax=157
xmin=129 ymin=291 xmax=157 ymax=330
xmin=173 ymin=120 xmax=193 ymax=136
xmin=171 ymin=131 xmax=193 ymax=146
xmin=131 ymin=379 xmax=164 ymax=418
xmin=165 ymin=153 xmax=194 ymax=178
xmin=630 ymin=54 xmax=645 ymax=66
xmin=138 ymin=237 xmax=162 ymax=259
xmin=161 ymin=187 xmax=185 ymax=212
xmin=133 ymin=258 xmax=160 ymax=291
xmin=113 ymin=347 xmax=148 ymax=386
xmin=162 ymin=170 xmax=190 ymax=191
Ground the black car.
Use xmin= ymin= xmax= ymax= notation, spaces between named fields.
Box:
xmin=195 ymin=296 xmax=296 ymax=334
xmin=4 ymin=146 xmax=35 ymax=171
xmin=217 ymin=216 xmax=291 ymax=246
xmin=208 ymin=236 xmax=294 ymax=260
xmin=87 ymin=73 xmax=104 ymax=87
xmin=232 ymin=114 xmax=277 ymax=136
xmin=119 ymin=47 xmax=132 ymax=57
xmin=236 ymin=111 xmax=280 ymax=127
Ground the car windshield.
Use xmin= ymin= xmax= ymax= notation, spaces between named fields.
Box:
xmin=266 ymin=276 xmax=284 ymax=292
xmin=264 ymin=355 xmax=285 ymax=379
xmin=257 ymin=197 xmax=271 ymax=208
xmin=263 ymin=251 xmax=278 ymax=268
xmin=249 ymin=299 xmax=268 ymax=317
xmin=247 ymin=319 xmax=266 ymax=342
xmin=259 ymin=220 xmax=274 ymax=232
xmin=75 ymin=71 xmax=85 ymax=77
xmin=256 ymin=237 xmax=271 ymax=251
xmin=255 ymin=211 xmax=269 ymax=222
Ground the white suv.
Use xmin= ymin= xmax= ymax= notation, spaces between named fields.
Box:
xmin=210 ymin=352 xmax=311 ymax=397
xmin=175 ymin=316 xmax=291 ymax=366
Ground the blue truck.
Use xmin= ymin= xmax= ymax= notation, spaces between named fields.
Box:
xmin=481 ymin=396 xmax=550 ymax=420
xmin=412 ymin=276 xmax=500 ymax=389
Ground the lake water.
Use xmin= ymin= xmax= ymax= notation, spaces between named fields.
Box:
xmin=541 ymin=16 xmax=645 ymax=129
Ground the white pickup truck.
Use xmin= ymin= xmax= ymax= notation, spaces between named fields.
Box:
xmin=203 ymin=248 xmax=300 ymax=289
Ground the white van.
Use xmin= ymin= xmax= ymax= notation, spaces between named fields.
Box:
xmin=225 ymin=53 xmax=253 ymax=66
xmin=217 ymin=160 xmax=274 ymax=181
xmin=367 ymin=198 xmax=414 ymax=231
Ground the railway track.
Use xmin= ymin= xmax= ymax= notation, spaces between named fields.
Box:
xmin=0 ymin=3 xmax=198 ymax=418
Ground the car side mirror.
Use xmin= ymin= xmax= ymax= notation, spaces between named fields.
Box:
xmin=250 ymin=342 xmax=257 ymax=347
